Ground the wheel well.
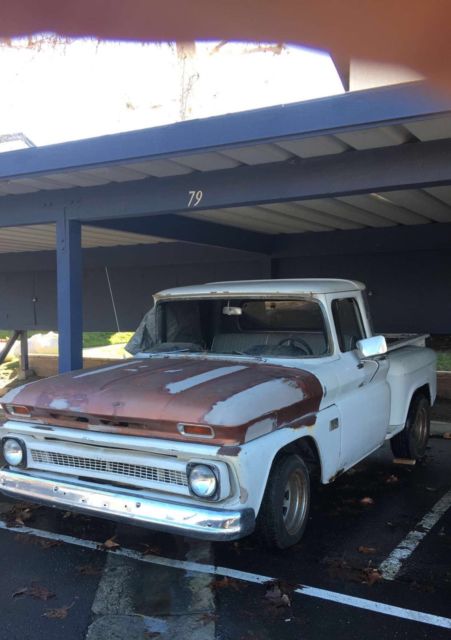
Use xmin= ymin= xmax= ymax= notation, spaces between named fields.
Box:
xmin=273 ymin=436 xmax=321 ymax=481
xmin=411 ymin=383 xmax=431 ymax=406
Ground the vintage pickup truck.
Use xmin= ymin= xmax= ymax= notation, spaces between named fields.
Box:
xmin=0 ymin=279 xmax=437 ymax=548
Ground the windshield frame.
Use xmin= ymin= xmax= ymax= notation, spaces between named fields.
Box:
xmin=150 ymin=295 xmax=333 ymax=359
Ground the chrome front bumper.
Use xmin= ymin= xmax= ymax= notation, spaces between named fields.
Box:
xmin=0 ymin=468 xmax=255 ymax=541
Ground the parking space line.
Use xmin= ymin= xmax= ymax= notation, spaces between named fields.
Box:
xmin=379 ymin=488 xmax=451 ymax=581
xmin=1 ymin=520 xmax=451 ymax=630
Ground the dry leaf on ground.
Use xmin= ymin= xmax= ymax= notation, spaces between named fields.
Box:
xmin=212 ymin=576 xmax=242 ymax=591
xmin=140 ymin=543 xmax=162 ymax=556
xmin=358 ymin=546 xmax=377 ymax=554
xmin=101 ymin=536 xmax=120 ymax=550
xmin=264 ymin=581 xmax=292 ymax=608
xmin=29 ymin=583 xmax=56 ymax=601
xmin=385 ymin=475 xmax=399 ymax=484
xmin=443 ymin=432 xmax=451 ymax=439
xmin=360 ymin=497 xmax=375 ymax=506
xmin=43 ymin=601 xmax=75 ymax=620
xmin=361 ymin=567 xmax=383 ymax=586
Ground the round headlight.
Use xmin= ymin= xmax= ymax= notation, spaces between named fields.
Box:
xmin=3 ymin=439 xmax=24 ymax=466
xmin=188 ymin=464 xmax=217 ymax=498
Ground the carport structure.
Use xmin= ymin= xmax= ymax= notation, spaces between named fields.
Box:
xmin=1 ymin=80 xmax=451 ymax=372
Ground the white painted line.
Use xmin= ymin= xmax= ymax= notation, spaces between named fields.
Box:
xmin=379 ymin=488 xmax=451 ymax=581
xmin=1 ymin=520 xmax=450 ymax=630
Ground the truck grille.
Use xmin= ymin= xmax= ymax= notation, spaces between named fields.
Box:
xmin=29 ymin=449 xmax=188 ymax=487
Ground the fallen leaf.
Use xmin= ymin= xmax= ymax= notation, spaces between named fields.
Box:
xmin=361 ymin=567 xmax=383 ymax=586
xmin=101 ymin=536 xmax=120 ymax=550
xmin=212 ymin=576 xmax=242 ymax=591
xmin=143 ymin=633 xmax=161 ymax=639
xmin=43 ymin=601 xmax=75 ymax=620
xmin=140 ymin=543 xmax=161 ymax=556
xmin=385 ymin=475 xmax=399 ymax=484
xmin=358 ymin=546 xmax=377 ymax=554
xmin=360 ymin=497 xmax=374 ymax=506
xmin=264 ymin=581 xmax=292 ymax=607
xmin=5 ymin=503 xmax=40 ymax=527
xmin=77 ymin=564 xmax=102 ymax=576
xmin=29 ymin=583 xmax=56 ymax=601
xmin=443 ymin=432 xmax=451 ymax=439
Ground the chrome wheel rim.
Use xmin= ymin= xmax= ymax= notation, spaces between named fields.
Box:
xmin=411 ymin=405 xmax=428 ymax=455
xmin=282 ymin=469 xmax=308 ymax=535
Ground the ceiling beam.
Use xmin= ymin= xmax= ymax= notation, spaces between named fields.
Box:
xmin=272 ymin=221 xmax=451 ymax=257
xmin=89 ymin=214 xmax=272 ymax=254
xmin=1 ymin=138 xmax=451 ymax=228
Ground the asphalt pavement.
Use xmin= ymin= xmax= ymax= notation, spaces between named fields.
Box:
xmin=0 ymin=426 xmax=449 ymax=640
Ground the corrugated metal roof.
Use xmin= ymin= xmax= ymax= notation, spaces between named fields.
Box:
xmin=181 ymin=188 xmax=451 ymax=235
xmin=0 ymin=224 xmax=167 ymax=253
xmin=0 ymin=116 xmax=450 ymax=198
xmin=0 ymin=84 xmax=451 ymax=251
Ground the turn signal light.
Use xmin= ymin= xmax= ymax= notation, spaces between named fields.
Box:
xmin=177 ymin=423 xmax=214 ymax=438
xmin=4 ymin=405 xmax=31 ymax=417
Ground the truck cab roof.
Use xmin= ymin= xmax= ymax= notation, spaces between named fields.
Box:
xmin=155 ymin=278 xmax=365 ymax=299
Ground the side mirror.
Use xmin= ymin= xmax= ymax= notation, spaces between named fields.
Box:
xmin=356 ymin=335 xmax=387 ymax=359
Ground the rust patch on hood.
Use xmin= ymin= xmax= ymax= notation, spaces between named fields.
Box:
xmin=3 ymin=357 xmax=323 ymax=445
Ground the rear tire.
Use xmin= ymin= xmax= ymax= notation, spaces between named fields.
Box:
xmin=257 ymin=454 xmax=310 ymax=550
xmin=390 ymin=394 xmax=430 ymax=460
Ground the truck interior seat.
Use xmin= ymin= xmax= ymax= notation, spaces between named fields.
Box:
xmin=210 ymin=332 xmax=327 ymax=356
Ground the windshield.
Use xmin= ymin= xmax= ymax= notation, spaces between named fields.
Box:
xmin=130 ymin=297 xmax=329 ymax=358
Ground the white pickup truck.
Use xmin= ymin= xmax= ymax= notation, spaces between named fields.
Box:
xmin=0 ymin=279 xmax=437 ymax=548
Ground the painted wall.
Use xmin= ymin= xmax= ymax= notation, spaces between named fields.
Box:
xmin=0 ymin=243 xmax=270 ymax=332
xmin=273 ymin=223 xmax=451 ymax=335
xmin=0 ymin=224 xmax=450 ymax=335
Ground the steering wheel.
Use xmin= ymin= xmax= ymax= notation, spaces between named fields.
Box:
xmin=277 ymin=336 xmax=313 ymax=356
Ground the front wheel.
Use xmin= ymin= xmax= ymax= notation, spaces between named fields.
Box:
xmin=257 ymin=454 xmax=310 ymax=549
xmin=390 ymin=394 xmax=430 ymax=460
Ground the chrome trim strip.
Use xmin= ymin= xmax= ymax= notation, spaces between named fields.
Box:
xmin=0 ymin=468 xmax=254 ymax=541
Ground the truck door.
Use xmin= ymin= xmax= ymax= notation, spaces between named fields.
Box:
xmin=331 ymin=296 xmax=390 ymax=469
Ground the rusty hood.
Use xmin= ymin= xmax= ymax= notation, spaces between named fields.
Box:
xmin=3 ymin=357 xmax=323 ymax=445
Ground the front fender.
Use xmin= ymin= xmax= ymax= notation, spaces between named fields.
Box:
xmin=224 ymin=404 xmax=340 ymax=517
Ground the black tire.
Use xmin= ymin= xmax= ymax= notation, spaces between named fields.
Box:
xmin=390 ymin=394 xmax=430 ymax=460
xmin=257 ymin=454 xmax=310 ymax=550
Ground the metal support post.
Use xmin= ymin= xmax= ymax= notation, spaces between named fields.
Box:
xmin=56 ymin=216 xmax=83 ymax=373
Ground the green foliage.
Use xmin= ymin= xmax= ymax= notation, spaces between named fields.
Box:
xmin=0 ymin=331 xmax=134 ymax=349
xmin=437 ymin=352 xmax=451 ymax=371
xmin=109 ymin=332 xmax=134 ymax=345
xmin=83 ymin=332 xmax=133 ymax=348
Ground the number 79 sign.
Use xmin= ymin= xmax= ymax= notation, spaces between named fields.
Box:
xmin=187 ymin=190 xmax=203 ymax=207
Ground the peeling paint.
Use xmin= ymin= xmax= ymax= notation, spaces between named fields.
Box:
xmin=49 ymin=398 xmax=70 ymax=410
xmin=166 ymin=366 xmax=247 ymax=395
xmin=244 ymin=417 xmax=276 ymax=442
xmin=204 ymin=378 xmax=305 ymax=427
xmin=73 ymin=363 xmax=134 ymax=379
xmin=239 ymin=486 xmax=249 ymax=504
xmin=8 ymin=356 xmax=323 ymax=446
xmin=217 ymin=445 xmax=241 ymax=456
